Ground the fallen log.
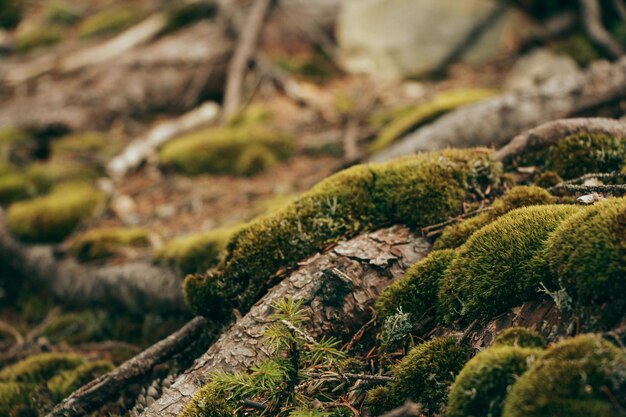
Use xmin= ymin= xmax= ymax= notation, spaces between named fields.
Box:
xmin=371 ymin=57 xmax=626 ymax=162
xmin=138 ymin=225 xmax=431 ymax=417
xmin=0 ymin=210 xmax=184 ymax=314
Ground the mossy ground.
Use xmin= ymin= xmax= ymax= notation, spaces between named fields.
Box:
xmin=78 ymin=5 xmax=143 ymax=39
xmin=0 ymin=352 xmax=84 ymax=382
xmin=159 ymin=126 xmax=294 ymax=176
xmin=7 ymin=182 xmax=104 ymax=243
xmin=71 ymin=227 xmax=151 ymax=261
xmin=14 ymin=25 xmax=65 ymax=53
xmin=492 ymin=327 xmax=547 ymax=349
xmin=184 ymin=148 xmax=504 ymax=317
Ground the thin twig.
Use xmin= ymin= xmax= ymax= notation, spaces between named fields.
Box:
xmin=548 ymin=172 xmax=626 ymax=191
xmin=343 ymin=314 xmax=377 ymax=352
xmin=304 ymin=371 xmax=394 ymax=383
xmin=421 ymin=207 xmax=494 ymax=237
xmin=0 ymin=320 xmax=24 ymax=346
xmin=457 ymin=319 xmax=479 ymax=346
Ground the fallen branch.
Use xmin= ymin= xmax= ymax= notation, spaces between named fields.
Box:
xmin=579 ymin=0 xmax=624 ymax=59
xmin=138 ymin=226 xmax=431 ymax=416
xmin=548 ymin=172 xmax=626 ymax=192
xmin=552 ymin=184 xmax=626 ymax=194
xmin=421 ymin=207 xmax=494 ymax=237
xmin=371 ymin=58 xmax=626 ymax=162
xmin=304 ymin=372 xmax=394 ymax=383
xmin=494 ymin=118 xmax=626 ymax=163
xmin=107 ymin=101 xmax=220 ymax=179
xmin=47 ymin=317 xmax=207 ymax=417
xmin=221 ymin=0 xmax=274 ymax=122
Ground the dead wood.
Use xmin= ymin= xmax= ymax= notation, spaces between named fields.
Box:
xmin=46 ymin=317 xmax=207 ymax=417
xmin=370 ymin=58 xmax=626 ymax=162
xmin=139 ymin=226 xmax=431 ymax=417
xmin=221 ymin=0 xmax=274 ymax=122
xmin=0 ymin=210 xmax=184 ymax=314
xmin=579 ymin=0 xmax=624 ymax=59
xmin=493 ymin=117 xmax=626 ymax=163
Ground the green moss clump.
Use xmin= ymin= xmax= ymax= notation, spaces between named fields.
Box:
xmin=14 ymin=25 xmax=64 ymax=53
xmin=387 ymin=337 xmax=471 ymax=413
xmin=42 ymin=310 xmax=107 ymax=344
xmin=447 ymin=345 xmax=544 ymax=417
xmin=375 ymin=249 xmax=456 ymax=323
xmin=492 ymin=327 xmax=547 ymax=349
xmin=165 ymin=1 xmax=218 ymax=32
xmin=155 ymin=226 xmax=240 ymax=274
xmin=0 ymin=382 xmax=40 ymax=417
xmin=71 ymin=227 xmax=150 ymax=261
xmin=0 ymin=352 xmax=84 ymax=383
xmin=159 ymin=127 xmax=294 ymax=176
xmin=177 ymin=381 xmax=234 ymax=417
xmin=48 ymin=360 xmax=114 ymax=402
xmin=365 ymin=386 xmax=398 ymax=416
xmin=555 ymin=33 xmax=601 ymax=67
xmin=369 ymin=89 xmax=498 ymax=153
xmin=544 ymin=133 xmax=626 ymax=179
xmin=435 ymin=186 xmax=553 ymax=250
xmin=543 ymin=198 xmax=626 ymax=323
xmin=0 ymin=171 xmax=51 ymax=204
xmin=0 ymin=0 xmax=20 ymax=29
xmin=185 ymin=148 xmax=503 ymax=317
xmin=52 ymin=131 xmax=120 ymax=160
xmin=438 ymin=204 xmax=581 ymax=324
xmin=7 ymin=182 xmax=104 ymax=243
xmin=78 ymin=5 xmax=143 ymax=39
xmin=502 ymin=334 xmax=626 ymax=417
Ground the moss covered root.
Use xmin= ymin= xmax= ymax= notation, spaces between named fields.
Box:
xmin=48 ymin=360 xmax=114 ymax=403
xmin=184 ymin=148 xmax=503 ymax=317
xmin=435 ymin=186 xmax=553 ymax=250
xmin=7 ymin=182 xmax=103 ymax=243
xmin=438 ymin=204 xmax=581 ymax=324
xmin=71 ymin=227 xmax=150 ymax=261
xmin=502 ymin=334 xmax=626 ymax=417
xmin=447 ymin=345 xmax=544 ymax=417
xmin=0 ymin=352 xmax=84 ymax=382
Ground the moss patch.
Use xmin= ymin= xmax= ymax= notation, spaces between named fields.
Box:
xmin=177 ymin=381 xmax=235 ymax=417
xmin=165 ymin=1 xmax=218 ymax=32
xmin=435 ymin=186 xmax=553 ymax=250
xmin=78 ymin=5 xmax=143 ymax=39
xmin=71 ymin=227 xmax=150 ymax=261
xmin=184 ymin=148 xmax=504 ymax=317
xmin=375 ymin=249 xmax=456 ymax=325
xmin=155 ymin=226 xmax=240 ymax=274
xmin=52 ymin=131 xmax=120 ymax=160
xmin=7 ymin=182 xmax=104 ymax=243
xmin=0 ymin=352 xmax=84 ymax=383
xmin=159 ymin=126 xmax=294 ymax=176
xmin=369 ymin=89 xmax=497 ymax=153
xmin=48 ymin=360 xmax=114 ymax=402
xmin=0 ymin=170 xmax=52 ymax=205
xmin=492 ymin=327 xmax=547 ymax=349
xmin=42 ymin=310 xmax=107 ymax=344
xmin=502 ymin=334 xmax=626 ymax=417
xmin=447 ymin=345 xmax=544 ymax=417
xmin=0 ymin=382 xmax=40 ymax=417
xmin=438 ymin=204 xmax=581 ymax=324
xmin=14 ymin=25 xmax=64 ymax=53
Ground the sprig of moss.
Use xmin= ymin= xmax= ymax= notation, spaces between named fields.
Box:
xmin=71 ymin=227 xmax=151 ymax=261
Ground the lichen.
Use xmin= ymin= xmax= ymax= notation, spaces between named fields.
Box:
xmin=7 ymin=182 xmax=104 ymax=243
xmin=447 ymin=345 xmax=544 ymax=417
xmin=78 ymin=5 xmax=143 ymax=39
xmin=155 ymin=226 xmax=240 ymax=274
xmin=502 ymin=334 xmax=626 ymax=417
xmin=71 ymin=227 xmax=151 ymax=261
xmin=0 ymin=352 xmax=84 ymax=382
xmin=369 ymin=89 xmax=498 ymax=153
xmin=159 ymin=126 xmax=294 ymax=176
xmin=375 ymin=249 xmax=456 ymax=325
xmin=184 ymin=148 xmax=504 ymax=318
xmin=492 ymin=327 xmax=547 ymax=349
xmin=434 ymin=186 xmax=553 ymax=250
xmin=438 ymin=204 xmax=581 ymax=324
xmin=48 ymin=360 xmax=114 ymax=402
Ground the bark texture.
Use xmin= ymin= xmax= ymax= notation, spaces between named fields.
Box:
xmin=371 ymin=57 xmax=626 ymax=162
xmin=0 ymin=210 xmax=184 ymax=314
xmin=139 ymin=225 xmax=431 ymax=417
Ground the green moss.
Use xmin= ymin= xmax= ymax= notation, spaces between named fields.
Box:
xmin=185 ymin=148 xmax=504 ymax=317
xmin=71 ymin=227 xmax=150 ymax=261
xmin=7 ymin=182 xmax=104 ymax=243
xmin=492 ymin=327 xmax=547 ymax=349
xmin=48 ymin=360 xmax=114 ymax=402
xmin=52 ymin=131 xmax=120 ymax=160
xmin=165 ymin=1 xmax=218 ymax=32
xmin=78 ymin=5 xmax=143 ymax=39
xmin=0 ymin=0 xmax=20 ymax=29
xmin=447 ymin=346 xmax=544 ymax=417
xmin=0 ymin=352 xmax=84 ymax=383
xmin=438 ymin=204 xmax=581 ymax=324
xmin=544 ymin=133 xmax=626 ymax=179
xmin=42 ymin=310 xmax=107 ymax=344
xmin=155 ymin=226 xmax=240 ymax=274
xmin=159 ymin=127 xmax=294 ymax=176
xmin=14 ymin=25 xmax=64 ymax=53
xmin=369 ymin=89 xmax=498 ymax=153
xmin=365 ymin=386 xmax=399 ymax=416
xmin=435 ymin=186 xmax=553 ymax=250
xmin=375 ymin=249 xmax=456 ymax=324
xmin=502 ymin=334 xmax=626 ymax=417
xmin=543 ymin=198 xmax=626 ymax=323
xmin=0 ymin=171 xmax=50 ymax=204
xmin=0 ymin=382 xmax=40 ymax=417
xmin=388 ymin=337 xmax=471 ymax=413
xmin=555 ymin=33 xmax=601 ymax=67
xmin=534 ymin=171 xmax=563 ymax=188
xmin=177 ymin=381 xmax=234 ymax=417
xmin=45 ymin=0 xmax=83 ymax=26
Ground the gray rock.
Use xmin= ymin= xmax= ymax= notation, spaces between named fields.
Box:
xmin=506 ymin=48 xmax=581 ymax=90
xmin=336 ymin=0 xmax=533 ymax=79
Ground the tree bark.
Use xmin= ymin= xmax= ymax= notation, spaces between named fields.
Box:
xmin=0 ymin=210 xmax=184 ymax=314
xmin=370 ymin=57 xmax=626 ymax=162
xmin=138 ymin=225 xmax=431 ymax=417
